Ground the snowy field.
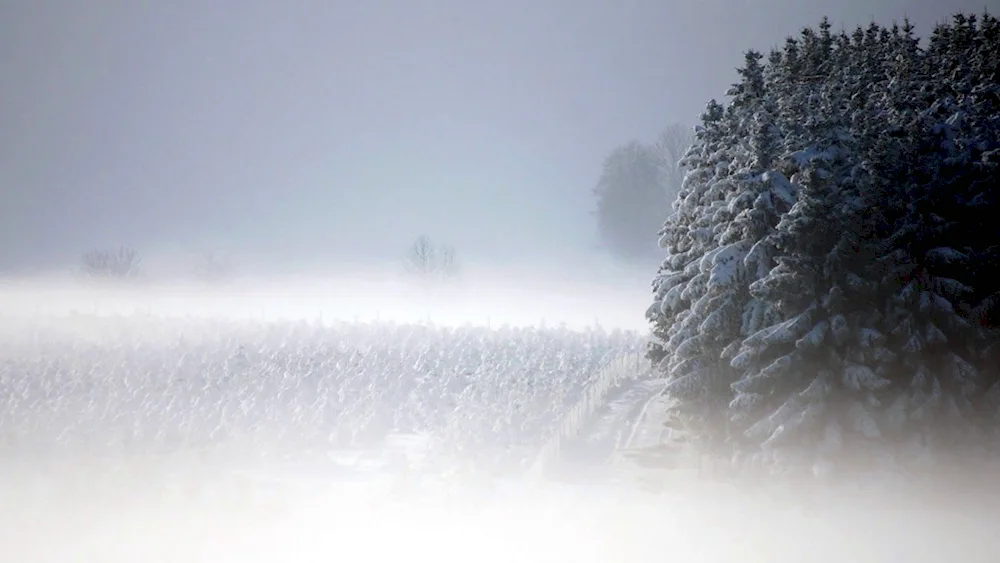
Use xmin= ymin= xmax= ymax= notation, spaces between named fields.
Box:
xmin=0 ymin=312 xmax=643 ymax=470
xmin=2 ymin=278 xmax=999 ymax=562
xmin=0 ymin=272 xmax=651 ymax=462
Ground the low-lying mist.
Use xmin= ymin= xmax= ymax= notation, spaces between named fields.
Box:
xmin=2 ymin=452 xmax=998 ymax=563
xmin=0 ymin=263 xmax=653 ymax=331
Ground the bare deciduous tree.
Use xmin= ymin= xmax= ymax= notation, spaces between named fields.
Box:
xmin=405 ymin=235 xmax=436 ymax=277
xmin=79 ymin=246 xmax=143 ymax=279
xmin=404 ymin=235 xmax=458 ymax=282
xmin=437 ymin=244 xmax=457 ymax=276
xmin=192 ymin=250 xmax=233 ymax=282
xmin=656 ymin=123 xmax=695 ymax=200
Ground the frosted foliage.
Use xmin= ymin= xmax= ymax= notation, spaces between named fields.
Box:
xmin=659 ymin=284 xmax=687 ymax=315
xmin=0 ymin=315 xmax=643 ymax=470
xmin=924 ymin=246 xmax=968 ymax=265
xmin=744 ymin=240 xmax=773 ymax=280
xmin=842 ymin=364 xmax=890 ymax=391
xmin=796 ymin=320 xmax=829 ymax=349
xmin=707 ymin=242 xmax=749 ymax=288
xmin=763 ymin=171 xmax=796 ymax=207
xmin=798 ymin=374 xmax=830 ymax=401
xmin=949 ymin=354 xmax=978 ymax=390
xmin=856 ymin=328 xmax=883 ymax=349
xmin=925 ymin=323 xmax=948 ymax=345
xmin=699 ymin=297 xmax=735 ymax=335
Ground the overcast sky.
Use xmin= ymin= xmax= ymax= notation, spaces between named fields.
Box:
xmin=1 ymin=0 xmax=996 ymax=274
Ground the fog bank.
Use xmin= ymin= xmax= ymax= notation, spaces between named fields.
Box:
xmin=0 ymin=263 xmax=654 ymax=331
xmin=3 ymin=455 xmax=998 ymax=563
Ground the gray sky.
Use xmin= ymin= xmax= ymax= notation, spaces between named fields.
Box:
xmin=2 ymin=0 xmax=996 ymax=274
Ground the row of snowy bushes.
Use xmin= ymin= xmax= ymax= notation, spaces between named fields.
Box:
xmin=0 ymin=314 xmax=643 ymax=470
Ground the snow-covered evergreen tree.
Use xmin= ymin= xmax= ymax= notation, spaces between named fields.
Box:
xmin=647 ymin=52 xmax=800 ymax=456
xmin=730 ymin=153 xmax=890 ymax=475
xmin=872 ymin=14 xmax=1000 ymax=457
xmin=647 ymin=100 xmax=737 ymax=450
xmin=647 ymin=13 xmax=1000 ymax=477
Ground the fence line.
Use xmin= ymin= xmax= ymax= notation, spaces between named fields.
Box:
xmin=527 ymin=351 xmax=652 ymax=479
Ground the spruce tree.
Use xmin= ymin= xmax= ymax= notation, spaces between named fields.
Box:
xmin=647 ymin=13 xmax=1000 ymax=477
xmin=648 ymin=99 xmax=738 ymax=451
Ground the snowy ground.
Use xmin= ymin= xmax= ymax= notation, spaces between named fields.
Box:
xmin=3 ymin=450 xmax=999 ymax=563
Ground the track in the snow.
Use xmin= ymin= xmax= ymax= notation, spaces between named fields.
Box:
xmin=536 ymin=364 xmax=668 ymax=481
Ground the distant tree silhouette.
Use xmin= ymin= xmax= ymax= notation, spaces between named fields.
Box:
xmin=192 ymin=250 xmax=234 ymax=282
xmin=593 ymin=124 xmax=694 ymax=264
xmin=79 ymin=246 xmax=142 ymax=279
xmin=656 ymin=123 xmax=695 ymax=202
xmin=404 ymin=235 xmax=458 ymax=283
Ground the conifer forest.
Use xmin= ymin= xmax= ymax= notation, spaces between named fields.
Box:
xmin=647 ymin=13 xmax=1000 ymax=479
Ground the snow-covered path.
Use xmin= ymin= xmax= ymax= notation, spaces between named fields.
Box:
xmin=617 ymin=378 xmax=671 ymax=451
xmin=555 ymin=378 xmax=667 ymax=462
xmin=540 ymin=372 xmax=668 ymax=480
